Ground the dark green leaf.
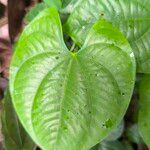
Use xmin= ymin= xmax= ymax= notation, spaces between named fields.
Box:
xmin=123 ymin=142 xmax=134 ymax=150
xmin=91 ymin=140 xmax=125 ymax=150
xmin=126 ymin=124 xmax=143 ymax=144
xmin=2 ymin=89 xmax=35 ymax=150
xmin=10 ymin=8 xmax=135 ymax=149
xmin=138 ymin=75 xmax=150 ymax=148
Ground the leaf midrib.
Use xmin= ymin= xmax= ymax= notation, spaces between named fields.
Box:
xmin=53 ymin=57 xmax=73 ymax=149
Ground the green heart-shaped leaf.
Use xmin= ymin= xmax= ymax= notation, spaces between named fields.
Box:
xmin=10 ymin=8 xmax=135 ymax=150
xmin=139 ymin=75 xmax=150 ymax=148
xmin=65 ymin=0 xmax=150 ymax=73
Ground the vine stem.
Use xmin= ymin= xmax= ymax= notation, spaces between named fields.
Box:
xmin=70 ymin=43 xmax=76 ymax=52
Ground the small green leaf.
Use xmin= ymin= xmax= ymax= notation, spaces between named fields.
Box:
xmin=25 ymin=3 xmax=47 ymax=23
xmin=44 ymin=0 xmax=62 ymax=9
xmin=138 ymin=75 xmax=150 ymax=148
xmin=126 ymin=124 xmax=143 ymax=144
xmin=2 ymin=89 xmax=35 ymax=150
xmin=65 ymin=0 xmax=150 ymax=73
xmin=10 ymin=8 xmax=135 ymax=150
xmin=123 ymin=142 xmax=134 ymax=150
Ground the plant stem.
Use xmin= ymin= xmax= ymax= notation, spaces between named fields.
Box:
xmin=70 ymin=42 xmax=75 ymax=52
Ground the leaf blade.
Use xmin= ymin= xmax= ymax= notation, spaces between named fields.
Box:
xmin=10 ymin=8 xmax=135 ymax=150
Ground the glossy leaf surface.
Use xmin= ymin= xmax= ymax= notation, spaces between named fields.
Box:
xmin=65 ymin=0 xmax=150 ymax=73
xmin=139 ymin=75 xmax=150 ymax=148
xmin=10 ymin=8 xmax=135 ymax=150
xmin=61 ymin=0 xmax=80 ymax=13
